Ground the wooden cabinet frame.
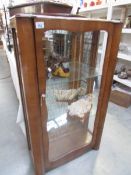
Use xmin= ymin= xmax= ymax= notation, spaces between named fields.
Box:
xmin=11 ymin=15 xmax=122 ymax=175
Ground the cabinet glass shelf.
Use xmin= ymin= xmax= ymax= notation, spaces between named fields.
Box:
xmin=47 ymin=62 xmax=99 ymax=83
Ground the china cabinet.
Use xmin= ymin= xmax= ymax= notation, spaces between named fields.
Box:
xmin=10 ymin=14 xmax=122 ymax=175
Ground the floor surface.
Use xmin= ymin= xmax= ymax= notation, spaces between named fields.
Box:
xmin=0 ymin=48 xmax=131 ymax=175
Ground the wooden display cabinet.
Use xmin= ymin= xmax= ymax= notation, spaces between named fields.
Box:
xmin=10 ymin=14 xmax=122 ymax=175
xmin=8 ymin=1 xmax=72 ymax=17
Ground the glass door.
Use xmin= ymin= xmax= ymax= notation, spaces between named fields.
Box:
xmin=39 ymin=29 xmax=103 ymax=161
xmin=33 ymin=17 xmax=122 ymax=169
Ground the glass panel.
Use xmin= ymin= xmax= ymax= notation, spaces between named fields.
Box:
xmin=42 ymin=30 xmax=106 ymax=161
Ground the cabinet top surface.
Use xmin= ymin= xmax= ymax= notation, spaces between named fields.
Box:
xmin=10 ymin=13 xmax=122 ymax=24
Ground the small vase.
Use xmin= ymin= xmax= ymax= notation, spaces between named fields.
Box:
xmin=90 ymin=1 xmax=95 ymax=6
xmin=96 ymin=0 xmax=102 ymax=5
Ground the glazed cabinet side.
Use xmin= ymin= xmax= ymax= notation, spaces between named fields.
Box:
xmin=11 ymin=17 xmax=45 ymax=175
xmin=12 ymin=27 xmax=31 ymax=151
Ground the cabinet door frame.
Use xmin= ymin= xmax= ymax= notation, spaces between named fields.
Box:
xmin=33 ymin=16 xmax=122 ymax=171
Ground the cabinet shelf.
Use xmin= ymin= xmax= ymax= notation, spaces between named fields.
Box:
xmin=117 ymin=52 xmax=131 ymax=61
xmin=112 ymin=0 xmax=131 ymax=7
xmin=122 ymin=28 xmax=131 ymax=34
xmin=113 ymin=75 xmax=131 ymax=88
xmin=79 ymin=4 xmax=108 ymax=13
xmin=47 ymin=62 xmax=99 ymax=84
